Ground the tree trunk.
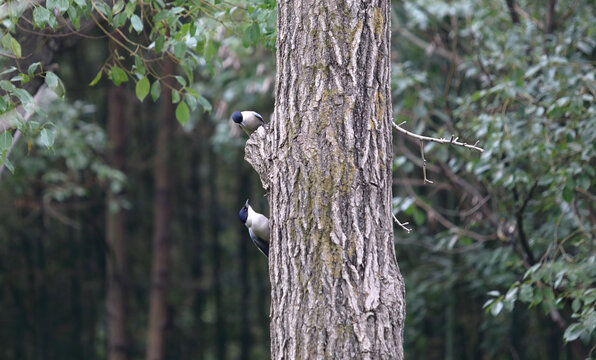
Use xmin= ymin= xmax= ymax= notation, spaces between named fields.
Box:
xmin=207 ymin=145 xmax=226 ymax=360
xmin=545 ymin=0 xmax=557 ymax=34
xmin=237 ymin=151 xmax=253 ymax=360
xmin=106 ymin=85 xmax=129 ymax=360
xmin=146 ymin=58 xmax=175 ymax=360
xmin=245 ymin=1 xmax=405 ymax=359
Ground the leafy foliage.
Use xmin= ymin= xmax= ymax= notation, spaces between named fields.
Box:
xmin=0 ymin=0 xmax=276 ymax=143
xmin=392 ymin=0 xmax=595 ymax=356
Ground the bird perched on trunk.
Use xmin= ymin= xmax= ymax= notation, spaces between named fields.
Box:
xmin=232 ymin=111 xmax=265 ymax=136
xmin=238 ymin=199 xmax=270 ymax=257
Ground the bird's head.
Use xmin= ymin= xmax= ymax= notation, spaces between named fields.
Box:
xmin=232 ymin=111 xmax=243 ymax=124
xmin=238 ymin=199 xmax=250 ymax=223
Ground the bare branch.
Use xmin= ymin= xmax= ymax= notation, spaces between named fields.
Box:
xmin=392 ymin=213 xmax=412 ymax=233
xmin=419 ymin=140 xmax=433 ymax=184
xmin=392 ymin=121 xmax=484 ymax=152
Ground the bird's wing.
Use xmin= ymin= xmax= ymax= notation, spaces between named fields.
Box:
xmin=251 ymin=214 xmax=270 ymax=241
xmin=252 ymin=112 xmax=264 ymax=123
xmin=248 ymin=228 xmax=269 ymax=257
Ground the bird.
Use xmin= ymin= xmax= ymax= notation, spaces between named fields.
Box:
xmin=232 ymin=111 xmax=265 ymax=136
xmin=239 ymin=199 xmax=270 ymax=257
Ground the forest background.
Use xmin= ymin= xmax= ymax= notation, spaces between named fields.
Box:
xmin=0 ymin=0 xmax=594 ymax=359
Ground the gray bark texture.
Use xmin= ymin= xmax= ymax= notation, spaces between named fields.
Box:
xmin=245 ymin=1 xmax=406 ymax=359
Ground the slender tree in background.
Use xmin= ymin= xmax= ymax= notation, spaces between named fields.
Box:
xmin=246 ymin=0 xmax=405 ymax=358
xmin=146 ymin=58 xmax=176 ymax=360
xmin=106 ymin=83 xmax=129 ymax=360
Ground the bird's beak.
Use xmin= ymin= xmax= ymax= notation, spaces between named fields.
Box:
xmin=245 ymin=199 xmax=250 ymax=207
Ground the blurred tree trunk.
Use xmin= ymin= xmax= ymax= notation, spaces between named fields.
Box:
xmin=207 ymin=145 xmax=226 ymax=360
xmin=190 ymin=139 xmax=205 ymax=360
xmin=545 ymin=0 xmax=557 ymax=34
xmin=146 ymin=58 xmax=175 ymax=360
xmin=237 ymin=152 xmax=252 ymax=360
xmin=245 ymin=1 xmax=405 ymax=358
xmin=106 ymin=85 xmax=129 ymax=360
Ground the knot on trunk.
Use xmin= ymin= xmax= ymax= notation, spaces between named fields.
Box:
xmin=244 ymin=125 xmax=273 ymax=192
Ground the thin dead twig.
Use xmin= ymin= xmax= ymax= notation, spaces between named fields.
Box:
xmin=393 ymin=121 xmax=484 ymax=152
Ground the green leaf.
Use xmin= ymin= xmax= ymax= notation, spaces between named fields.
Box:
xmin=113 ymin=12 xmax=128 ymax=28
xmin=56 ymin=0 xmax=69 ymax=12
xmin=171 ymin=90 xmax=180 ymax=104
xmin=174 ymin=76 xmax=186 ymax=87
xmin=134 ymin=56 xmax=145 ymax=75
xmin=45 ymin=71 xmax=58 ymax=89
xmin=0 ymin=131 xmax=13 ymax=152
xmin=135 ymin=77 xmax=150 ymax=101
xmin=175 ymin=101 xmax=190 ymax=125
xmin=109 ymin=67 xmax=129 ymax=86
xmin=13 ymin=89 xmax=34 ymax=107
xmin=577 ymin=174 xmax=590 ymax=190
xmin=204 ymin=40 xmax=217 ymax=61
xmin=563 ymin=323 xmax=584 ymax=342
xmin=562 ymin=182 xmax=574 ymax=202
xmin=150 ymin=80 xmax=161 ymax=101
xmin=197 ymin=95 xmax=212 ymax=112
xmin=10 ymin=37 xmax=21 ymax=58
xmin=33 ymin=6 xmax=51 ymax=26
xmin=45 ymin=72 xmax=65 ymax=98
xmin=519 ymin=283 xmax=533 ymax=302
xmin=39 ymin=128 xmax=55 ymax=148
xmin=124 ymin=1 xmax=136 ymax=16
xmin=184 ymin=93 xmax=197 ymax=111
xmin=28 ymin=62 xmax=41 ymax=76
xmin=112 ymin=0 xmax=125 ymax=14
xmin=14 ymin=74 xmax=30 ymax=84
xmin=248 ymin=22 xmax=260 ymax=44
xmin=67 ymin=6 xmax=80 ymax=29
xmin=0 ymin=96 xmax=7 ymax=112
xmin=89 ymin=70 xmax=103 ymax=86
xmin=0 ymin=66 xmax=17 ymax=76
xmin=1 ymin=157 xmax=14 ymax=174
xmin=95 ymin=2 xmax=112 ymax=19
xmin=154 ymin=35 xmax=165 ymax=54
xmin=490 ymin=301 xmax=504 ymax=316
xmin=174 ymin=42 xmax=187 ymax=59
xmin=130 ymin=14 xmax=143 ymax=33
xmin=571 ymin=298 xmax=581 ymax=313
xmin=0 ymin=80 xmax=16 ymax=92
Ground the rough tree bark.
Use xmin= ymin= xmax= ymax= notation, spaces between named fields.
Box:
xmin=106 ymin=84 xmax=129 ymax=360
xmin=245 ymin=1 xmax=405 ymax=359
xmin=146 ymin=58 xmax=175 ymax=360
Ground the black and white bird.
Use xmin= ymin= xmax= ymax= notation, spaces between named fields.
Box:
xmin=232 ymin=111 xmax=265 ymax=136
xmin=238 ymin=199 xmax=270 ymax=257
